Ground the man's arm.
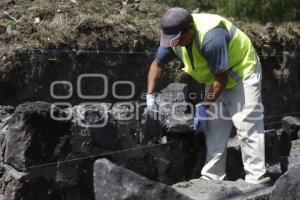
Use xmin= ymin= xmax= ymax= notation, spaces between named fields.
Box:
xmin=193 ymin=65 xmax=230 ymax=133
xmin=147 ymin=46 xmax=175 ymax=93
xmin=147 ymin=59 xmax=163 ymax=94
xmin=203 ymin=69 xmax=229 ymax=108
xmin=200 ymin=27 xmax=231 ymax=108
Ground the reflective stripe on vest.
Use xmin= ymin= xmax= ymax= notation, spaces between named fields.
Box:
xmin=173 ymin=14 xmax=257 ymax=89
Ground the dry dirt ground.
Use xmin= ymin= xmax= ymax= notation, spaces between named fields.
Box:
xmin=0 ymin=0 xmax=166 ymax=49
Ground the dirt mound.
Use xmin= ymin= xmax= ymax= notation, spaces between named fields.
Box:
xmin=0 ymin=0 xmax=164 ymax=49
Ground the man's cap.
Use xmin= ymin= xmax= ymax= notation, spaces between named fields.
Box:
xmin=160 ymin=7 xmax=192 ymax=47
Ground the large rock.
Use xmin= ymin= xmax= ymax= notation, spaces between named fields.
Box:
xmin=141 ymin=110 xmax=163 ymax=143
xmin=4 ymin=102 xmax=71 ymax=171
xmin=173 ymin=178 xmax=273 ymax=200
xmin=4 ymin=165 xmax=57 ymax=200
xmin=71 ymin=103 xmax=118 ymax=154
xmin=141 ymin=83 xmax=194 ymax=139
xmin=270 ymin=163 xmax=300 ymax=200
xmin=93 ymin=158 xmax=192 ymax=200
xmin=158 ymin=83 xmax=194 ymax=135
xmin=0 ymin=106 xmax=14 ymax=163
xmin=139 ymin=83 xmax=205 ymax=183
xmin=3 ymin=102 xmax=75 ymax=199
xmin=68 ymin=102 xmax=140 ymax=199
xmin=282 ymin=116 xmax=300 ymax=140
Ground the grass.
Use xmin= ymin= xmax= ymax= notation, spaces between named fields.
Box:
xmin=36 ymin=8 xmax=56 ymax=20
xmin=0 ymin=0 xmax=299 ymax=51
xmin=123 ymin=14 xmax=136 ymax=25
xmin=0 ymin=0 xmax=164 ymax=49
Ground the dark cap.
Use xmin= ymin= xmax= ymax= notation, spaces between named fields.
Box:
xmin=160 ymin=7 xmax=192 ymax=47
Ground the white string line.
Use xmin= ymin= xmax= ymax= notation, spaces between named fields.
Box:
xmin=264 ymin=111 xmax=300 ymax=119
xmin=264 ymin=112 xmax=300 ymax=126
xmin=264 ymin=121 xmax=282 ymax=126
xmin=23 ymin=141 xmax=176 ymax=171
xmin=257 ymin=118 xmax=300 ymax=127
xmin=0 ymin=48 xmax=155 ymax=54
xmin=0 ymin=47 xmax=300 ymax=57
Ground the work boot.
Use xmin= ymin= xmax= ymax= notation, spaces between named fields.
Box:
xmin=250 ymin=171 xmax=281 ymax=185
xmin=252 ymin=175 xmax=272 ymax=185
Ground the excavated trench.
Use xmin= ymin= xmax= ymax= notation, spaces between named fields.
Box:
xmin=0 ymin=35 xmax=300 ymax=199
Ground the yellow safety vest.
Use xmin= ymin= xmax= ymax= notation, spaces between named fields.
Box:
xmin=173 ymin=14 xmax=258 ymax=89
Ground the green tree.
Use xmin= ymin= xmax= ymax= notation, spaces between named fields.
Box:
xmin=162 ymin=0 xmax=300 ymax=22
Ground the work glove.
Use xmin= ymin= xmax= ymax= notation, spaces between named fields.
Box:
xmin=146 ymin=93 xmax=157 ymax=111
xmin=193 ymin=104 xmax=208 ymax=134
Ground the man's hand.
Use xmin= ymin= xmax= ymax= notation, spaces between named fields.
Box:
xmin=193 ymin=104 xmax=207 ymax=134
xmin=146 ymin=93 xmax=157 ymax=111
xmin=194 ymin=70 xmax=229 ymax=133
xmin=203 ymin=69 xmax=230 ymax=108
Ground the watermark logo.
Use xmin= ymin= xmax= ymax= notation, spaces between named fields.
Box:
xmin=50 ymin=73 xmax=264 ymax=128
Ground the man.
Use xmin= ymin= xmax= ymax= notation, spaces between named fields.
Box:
xmin=146 ymin=7 xmax=270 ymax=184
